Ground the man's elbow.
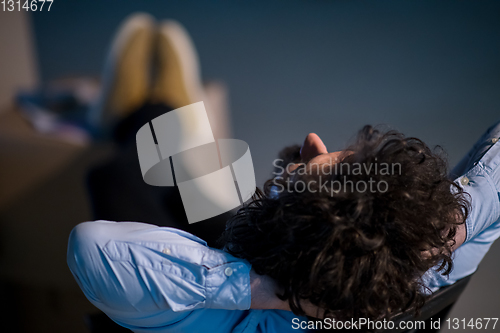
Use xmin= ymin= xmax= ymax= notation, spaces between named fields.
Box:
xmin=67 ymin=221 xmax=114 ymax=284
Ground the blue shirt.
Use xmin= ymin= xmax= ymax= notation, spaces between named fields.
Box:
xmin=423 ymin=120 xmax=500 ymax=291
xmin=68 ymin=120 xmax=500 ymax=332
xmin=67 ymin=221 xmax=309 ymax=332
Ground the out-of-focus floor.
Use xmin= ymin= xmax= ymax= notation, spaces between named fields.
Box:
xmin=0 ymin=109 xmax=113 ymax=333
xmin=1 ymin=1 xmax=499 ymax=332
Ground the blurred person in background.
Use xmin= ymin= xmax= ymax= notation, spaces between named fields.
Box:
xmin=68 ymin=12 xmax=500 ymax=333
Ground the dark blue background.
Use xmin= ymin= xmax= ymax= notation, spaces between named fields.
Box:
xmin=31 ymin=0 xmax=500 ymax=185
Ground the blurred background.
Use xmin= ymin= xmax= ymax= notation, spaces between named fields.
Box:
xmin=0 ymin=0 xmax=499 ymax=332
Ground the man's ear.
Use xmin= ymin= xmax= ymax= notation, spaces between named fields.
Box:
xmin=300 ymin=133 xmax=328 ymax=162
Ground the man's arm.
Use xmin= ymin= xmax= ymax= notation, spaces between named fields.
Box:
xmin=67 ymin=221 xmax=252 ymax=327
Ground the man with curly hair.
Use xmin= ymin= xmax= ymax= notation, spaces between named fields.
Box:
xmin=67 ymin=14 xmax=500 ymax=333
xmin=221 ymin=128 xmax=472 ymax=322
xmin=69 ymin=121 xmax=500 ymax=332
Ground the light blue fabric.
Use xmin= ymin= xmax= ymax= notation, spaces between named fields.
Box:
xmin=67 ymin=220 xmax=310 ymax=332
xmin=68 ymin=120 xmax=500 ymax=332
xmin=423 ymin=120 xmax=500 ymax=291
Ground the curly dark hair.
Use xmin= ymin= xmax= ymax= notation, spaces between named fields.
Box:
xmin=221 ymin=125 xmax=469 ymax=322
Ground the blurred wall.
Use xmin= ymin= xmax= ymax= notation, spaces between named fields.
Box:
xmin=31 ymin=0 xmax=500 ymax=185
xmin=0 ymin=11 xmax=38 ymax=113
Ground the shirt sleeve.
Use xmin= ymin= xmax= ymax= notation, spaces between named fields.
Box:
xmin=452 ymin=122 xmax=500 ymax=243
xmin=424 ymin=121 xmax=500 ymax=292
xmin=67 ymin=220 xmax=252 ymax=327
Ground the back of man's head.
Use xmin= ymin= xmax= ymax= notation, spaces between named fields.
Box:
xmin=221 ymin=125 xmax=469 ymax=321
